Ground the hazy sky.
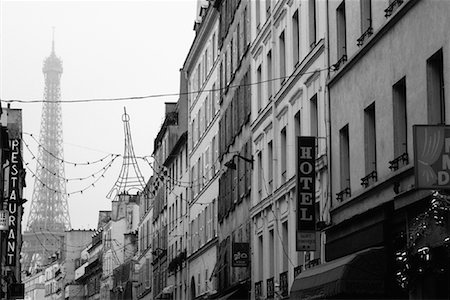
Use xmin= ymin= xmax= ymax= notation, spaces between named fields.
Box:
xmin=0 ymin=0 xmax=197 ymax=229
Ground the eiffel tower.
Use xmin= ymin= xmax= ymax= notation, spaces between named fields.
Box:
xmin=107 ymin=107 xmax=146 ymax=199
xmin=22 ymin=33 xmax=71 ymax=272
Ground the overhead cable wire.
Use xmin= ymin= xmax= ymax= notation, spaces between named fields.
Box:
xmin=22 ymin=155 xmax=118 ymax=196
xmin=1 ymin=67 xmax=330 ymax=104
xmin=23 ymin=138 xmax=118 ymax=182
xmin=24 ymin=132 xmax=120 ymax=165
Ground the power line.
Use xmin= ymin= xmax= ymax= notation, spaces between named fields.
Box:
xmin=23 ymin=138 xmax=118 ymax=182
xmin=0 ymin=68 xmax=330 ymax=104
xmin=22 ymin=155 xmax=118 ymax=196
xmin=25 ymin=132 xmax=120 ymax=165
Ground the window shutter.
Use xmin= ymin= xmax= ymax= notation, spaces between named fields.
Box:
xmin=246 ymin=141 xmax=252 ymax=194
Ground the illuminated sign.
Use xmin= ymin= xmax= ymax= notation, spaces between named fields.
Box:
xmin=0 ymin=210 xmax=9 ymax=231
xmin=232 ymin=242 xmax=249 ymax=267
xmin=414 ymin=125 xmax=450 ymax=189
xmin=6 ymin=139 xmax=20 ymax=266
xmin=296 ymin=137 xmax=316 ymax=251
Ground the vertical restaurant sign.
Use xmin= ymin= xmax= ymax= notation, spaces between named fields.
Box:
xmin=6 ymin=139 xmax=20 ymax=266
xmin=414 ymin=125 xmax=450 ymax=189
xmin=296 ymin=137 xmax=316 ymax=251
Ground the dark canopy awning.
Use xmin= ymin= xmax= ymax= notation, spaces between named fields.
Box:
xmin=290 ymin=247 xmax=386 ymax=299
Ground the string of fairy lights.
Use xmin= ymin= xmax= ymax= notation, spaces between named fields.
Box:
xmin=394 ymin=191 xmax=450 ymax=289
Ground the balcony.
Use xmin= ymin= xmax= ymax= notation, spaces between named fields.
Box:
xmin=384 ymin=0 xmax=404 ymax=18
xmin=279 ymin=271 xmax=288 ymax=297
xmin=361 ymin=170 xmax=377 ymax=188
xmin=332 ymin=54 xmax=347 ymax=71
xmin=389 ymin=152 xmax=408 ymax=171
xmin=357 ymin=26 xmax=373 ymax=47
xmin=266 ymin=277 xmax=274 ymax=299
xmin=294 ymin=265 xmax=303 ymax=278
xmin=336 ymin=187 xmax=351 ymax=202
xmin=255 ymin=281 xmax=263 ymax=299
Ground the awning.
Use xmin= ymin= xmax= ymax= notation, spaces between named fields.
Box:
xmin=290 ymin=247 xmax=386 ymax=300
xmin=216 ymin=290 xmax=238 ymax=300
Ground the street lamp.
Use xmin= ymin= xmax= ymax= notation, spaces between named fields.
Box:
xmin=224 ymin=154 xmax=253 ymax=170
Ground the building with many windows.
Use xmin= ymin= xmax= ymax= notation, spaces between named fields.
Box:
xmin=184 ymin=1 xmax=220 ymax=299
xmin=213 ymin=0 xmax=253 ymax=298
xmin=165 ymin=71 xmax=189 ymax=300
xmin=249 ymin=0 xmax=329 ymax=299
xmin=135 ymin=180 xmax=154 ymax=300
xmin=289 ymin=0 xmax=450 ymax=299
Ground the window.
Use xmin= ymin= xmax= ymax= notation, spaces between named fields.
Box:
xmin=393 ymin=77 xmax=407 ymax=158
xmin=267 ymin=50 xmax=273 ymax=99
xmin=309 ymin=0 xmax=316 ymax=47
xmin=282 ymin=221 xmax=289 ymax=271
xmin=360 ymin=0 xmax=372 ymax=34
xmin=204 ymin=50 xmax=208 ymax=79
xmin=279 ymin=31 xmax=286 ymax=84
xmin=211 ymin=83 xmax=216 ymax=117
xmin=268 ymin=140 xmax=273 ymax=193
xmin=258 ymin=151 xmax=263 ymax=197
xmin=269 ymin=229 xmax=274 ymax=276
xmin=427 ymin=49 xmax=445 ymax=124
xmin=237 ymin=22 xmax=241 ymax=60
xmin=336 ymin=1 xmax=347 ymax=60
xmin=256 ymin=0 xmax=261 ymax=30
xmin=310 ymin=94 xmax=318 ymax=138
xmin=364 ymin=103 xmax=376 ymax=175
xmin=205 ymin=96 xmax=210 ymax=127
xmin=295 ymin=110 xmax=301 ymax=137
xmin=257 ymin=65 xmax=262 ymax=111
xmin=339 ymin=124 xmax=350 ymax=190
xmin=197 ymin=64 xmax=201 ymax=91
xmin=212 ymin=33 xmax=216 ymax=59
xmin=292 ymin=10 xmax=300 ymax=65
xmin=258 ymin=235 xmax=264 ymax=280
xmin=281 ymin=127 xmax=287 ymax=183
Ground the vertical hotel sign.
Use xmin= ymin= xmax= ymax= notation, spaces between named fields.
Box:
xmin=296 ymin=137 xmax=316 ymax=251
xmin=414 ymin=125 xmax=450 ymax=189
xmin=6 ymin=138 xmax=20 ymax=266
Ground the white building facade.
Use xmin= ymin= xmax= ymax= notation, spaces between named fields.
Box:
xmin=184 ymin=2 xmax=220 ymax=299
xmin=249 ymin=0 xmax=330 ymax=298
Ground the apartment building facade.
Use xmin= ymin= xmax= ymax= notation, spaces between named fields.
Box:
xmin=184 ymin=1 xmax=221 ymax=299
xmin=249 ymin=0 xmax=329 ymax=299
xmin=212 ymin=0 xmax=253 ymax=299
xmin=165 ymin=71 xmax=189 ymax=300
xmin=295 ymin=0 xmax=450 ymax=299
xmin=136 ymin=180 xmax=154 ymax=300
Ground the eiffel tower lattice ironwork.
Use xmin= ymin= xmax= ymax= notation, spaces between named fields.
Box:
xmin=107 ymin=107 xmax=146 ymax=199
xmin=22 ymin=33 xmax=71 ymax=272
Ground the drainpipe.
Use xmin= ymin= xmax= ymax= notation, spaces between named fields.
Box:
xmin=323 ymin=0 xmax=332 ymax=263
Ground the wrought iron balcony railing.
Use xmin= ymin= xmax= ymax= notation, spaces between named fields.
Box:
xmin=336 ymin=187 xmax=351 ymax=202
xmin=385 ymin=0 xmax=404 ymax=18
xmin=357 ymin=26 xmax=374 ymax=46
xmin=332 ymin=54 xmax=347 ymax=71
xmin=389 ymin=152 xmax=409 ymax=171
xmin=361 ymin=170 xmax=377 ymax=188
